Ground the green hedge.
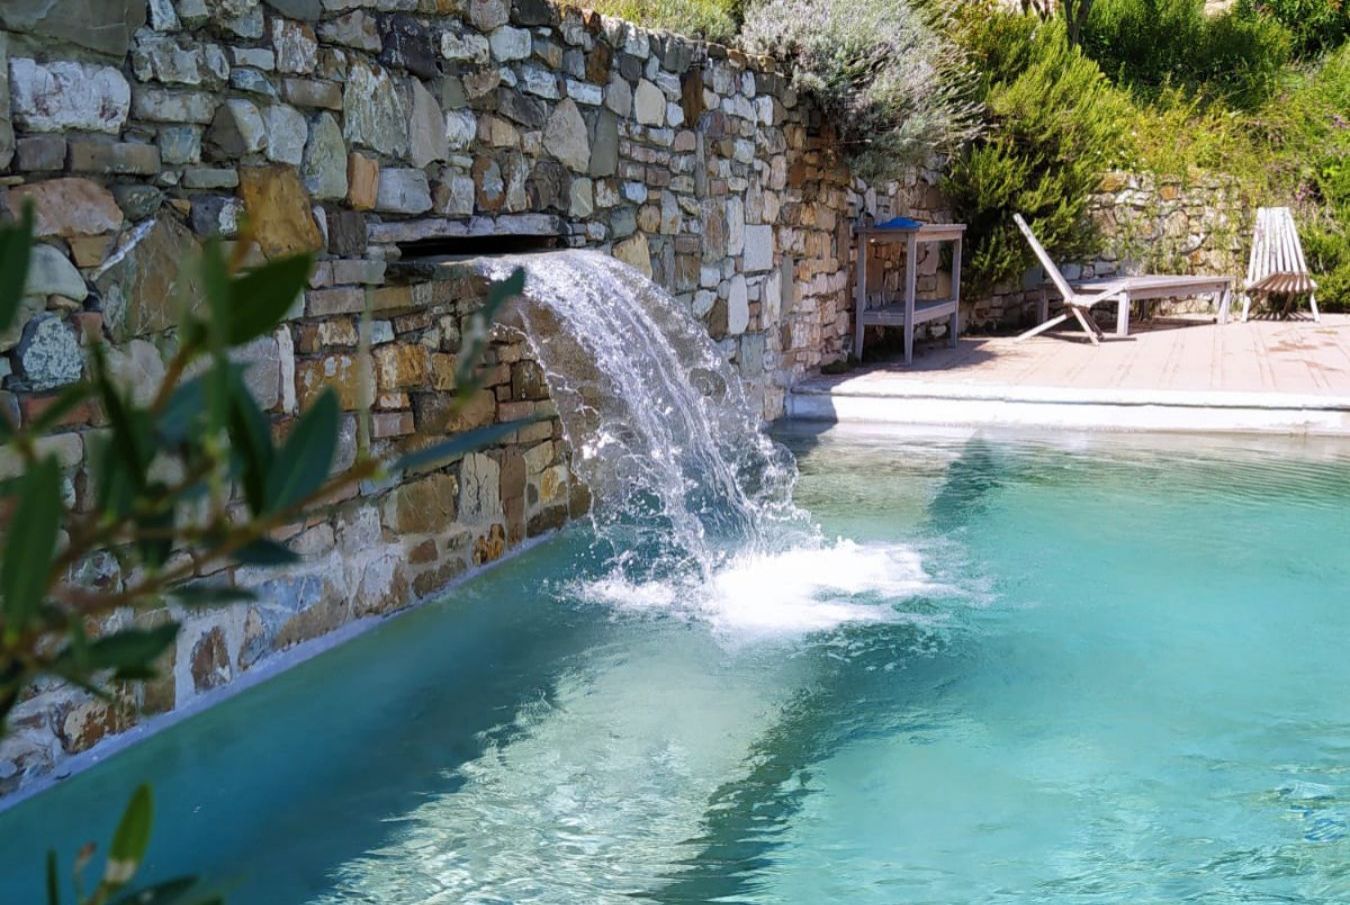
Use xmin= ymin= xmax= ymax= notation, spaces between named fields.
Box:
xmin=1081 ymin=0 xmax=1293 ymax=108
xmin=1238 ymin=0 xmax=1350 ymax=59
xmin=585 ymin=0 xmax=743 ymax=42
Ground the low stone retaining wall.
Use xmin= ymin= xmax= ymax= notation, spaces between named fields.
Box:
xmin=0 ymin=260 xmax=585 ymax=797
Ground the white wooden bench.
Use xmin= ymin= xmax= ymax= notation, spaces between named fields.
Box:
xmin=1243 ymin=207 xmax=1320 ymax=322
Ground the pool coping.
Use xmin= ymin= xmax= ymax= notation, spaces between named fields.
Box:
xmin=787 ymin=378 xmax=1350 ymax=436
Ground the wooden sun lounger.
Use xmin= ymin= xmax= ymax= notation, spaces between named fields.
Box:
xmin=1013 ymin=214 xmax=1233 ymax=344
xmin=1243 ymin=207 xmax=1320 ymax=322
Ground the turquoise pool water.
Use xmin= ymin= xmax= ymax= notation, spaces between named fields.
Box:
xmin=3 ymin=428 xmax=1349 ymax=903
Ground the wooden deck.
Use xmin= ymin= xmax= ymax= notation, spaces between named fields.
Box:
xmin=789 ymin=315 xmax=1350 ymax=435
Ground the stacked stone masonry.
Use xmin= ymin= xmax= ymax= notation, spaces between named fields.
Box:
xmin=0 ymin=0 xmax=1234 ymax=795
xmin=0 ymin=0 xmax=941 ymax=798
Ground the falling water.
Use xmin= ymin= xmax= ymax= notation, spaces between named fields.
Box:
xmin=485 ymin=251 xmax=815 ymax=577
xmin=480 ymin=251 xmax=934 ymax=637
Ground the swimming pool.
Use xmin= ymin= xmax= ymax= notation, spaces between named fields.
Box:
xmin=3 ymin=427 xmax=1349 ymax=904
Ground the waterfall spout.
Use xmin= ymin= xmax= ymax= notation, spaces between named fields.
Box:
xmin=482 ymin=251 xmax=815 ymax=584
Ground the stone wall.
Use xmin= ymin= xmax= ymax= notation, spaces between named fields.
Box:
xmin=0 ymin=0 xmax=928 ymax=797
xmin=0 ymin=257 xmax=586 ymax=797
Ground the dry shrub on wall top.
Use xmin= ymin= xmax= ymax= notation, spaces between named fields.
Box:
xmin=740 ymin=0 xmax=983 ymax=180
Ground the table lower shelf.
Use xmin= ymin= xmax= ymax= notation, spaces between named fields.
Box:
xmin=859 ymin=298 xmax=958 ymax=327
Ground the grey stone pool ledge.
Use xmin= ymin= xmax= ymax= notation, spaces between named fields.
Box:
xmin=789 ymin=375 xmax=1350 ymax=436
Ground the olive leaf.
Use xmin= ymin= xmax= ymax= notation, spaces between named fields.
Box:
xmin=103 ymin=785 xmax=154 ymax=892
xmin=1 ymin=456 xmax=61 ymax=629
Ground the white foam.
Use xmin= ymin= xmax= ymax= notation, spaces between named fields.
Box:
xmin=578 ymin=539 xmax=942 ymax=643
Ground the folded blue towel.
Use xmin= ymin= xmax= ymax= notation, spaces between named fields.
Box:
xmin=875 ymin=216 xmax=922 ymax=230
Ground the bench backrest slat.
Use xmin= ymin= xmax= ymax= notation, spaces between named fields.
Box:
xmin=1013 ymin=214 xmax=1076 ymax=302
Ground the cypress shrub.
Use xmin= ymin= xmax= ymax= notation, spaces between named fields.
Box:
xmin=943 ymin=11 xmax=1132 ymax=290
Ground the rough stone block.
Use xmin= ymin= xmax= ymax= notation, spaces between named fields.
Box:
xmin=0 ymin=34 xmax=12 ymax=170
xmin=297 ymin=353 xmax=371 ymax=409
xmin=283 ymin=78 xmax=342 ymax=110
xmin=7 ymin=179 xmax=123 ymax=238
xmin=375 ymin=168 xmax=432 ymax=214
xmin=0 ymin=0 xmax=145 ymax=57
xmin=9 ymin=59 xmax=131 ymax=134
xmin=327 ymin=208 xmax=367 ymax=257
xmin=96 ymin=217 xmax=204 ymax=340
xmin=157 ymin=125 xmax=202 ymax=165
xmin=347 ymin=152 xmax=380 ymax=211
xmin=342 ymin=60 xmax=407 ymax=158
xmin=132 ymin=87 xmax=219 ymax=123
xmin=16 ymin=314 xmax=82 ymax=391
xmin=272 ymin=18 xmax=318 ymax=74
xmin=743 ymin=224 xmax=774 ymax=272
xmin=25 ymin=245 xmax=88 ymax=301
xmin=15 ymin=136 xmax=66 ymax=172
xmin=68 ymin=141 xmax=161 ymax=176
xmin=388 ymin=471 xmax=458 ymax=534
xmin=238 ymin=165 xmax=324 ymax=258
xmin=182 ymin=167 xmax=240 ymax=190
xmin=380 ymin=14 xmax=439 ymax=79
xmin=408 ymin=79 xmax=448 ymax=168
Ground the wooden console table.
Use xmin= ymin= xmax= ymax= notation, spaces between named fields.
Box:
xmin=854 ymin=222 xmax=966 ymax=364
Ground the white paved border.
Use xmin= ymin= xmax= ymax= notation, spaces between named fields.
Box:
xmin=787 ymin=381 xmax=1350 ymax=436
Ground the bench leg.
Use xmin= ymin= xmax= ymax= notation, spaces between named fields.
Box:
xmin=1071 ymin=306 xmax=1101 ymax=346
xmin=1310 ymin=292 xmax=1321 ymax=323
xmin=1218 ymin=288 xmax=1232 ymax=325
xmin=1038 ymin=287 xmax=1049 ymax=323
xmin=904 ymin=319 xmax=914 ymax=365
xmin=948 ymin=309 xmax=959 ymax=348
xmin=1115 ymin=294 xmax=1129 ymax=337
xmin=1242 ymin=292 xmax=1252 ymax=323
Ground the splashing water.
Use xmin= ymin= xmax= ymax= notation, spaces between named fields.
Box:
xmin=480 ymin=251 xmax=934 ymax=638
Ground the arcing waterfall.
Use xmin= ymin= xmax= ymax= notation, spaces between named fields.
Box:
xmin=483 ymin=251 xmax=931 ymax=638
xmin=486 ymin=251 xmax=816 ymax=579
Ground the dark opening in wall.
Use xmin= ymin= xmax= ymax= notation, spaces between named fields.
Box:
xmin=396 ymin=234 xmax=561 ymax=260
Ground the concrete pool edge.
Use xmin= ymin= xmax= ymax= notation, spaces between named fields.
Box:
xmin=786 ymin=380 xmax=1350 ymax=436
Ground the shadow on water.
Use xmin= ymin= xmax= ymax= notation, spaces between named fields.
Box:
xmin=640 ymin=436 xmax=1010 ymax=903
xmin=640 ymin=619 xmax=967 ymax=904
xmin=0 ymin=532 xmax=609 ymax=904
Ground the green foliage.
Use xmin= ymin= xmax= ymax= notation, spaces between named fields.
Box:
xmin=1126 ymin=42 xmax=1350 ymax=309
xmin=45 ymin=784 xmax=223 ymax=905
xmin=741 ymin=0 xmax=982 ymax=179
xmin=943 ymin=9 xmax=1131 ymax=289
xmin=1303 ymin=219 xmax=1350 ymax=311
xmin=1238 ymin=0 xmax=1350 ymax=59
xmin=582 ymin=0 xmax=743 ymax=41
xmin=1081 ymin=0 xmax=1293 ymax=108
